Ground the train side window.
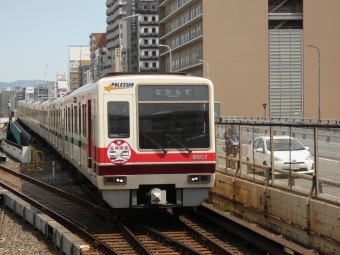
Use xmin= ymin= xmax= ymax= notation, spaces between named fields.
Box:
xmin=67 ymin=107 xmax=71 ymax=132
xmin=78 ymin=103 xmax=81 ymax=136
xmin=107 ymin=102 xmax=130 ymax=138
xmin=71 ymin=106 xmax=74 ymax=133
xmin=74 ymin=106 xmax=77 ymax=135
xmin=82 ymin=104 xmax=86 ymax=137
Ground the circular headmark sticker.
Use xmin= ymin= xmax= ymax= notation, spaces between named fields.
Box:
xmin=107 ymin=140 xmax=132 ymax=165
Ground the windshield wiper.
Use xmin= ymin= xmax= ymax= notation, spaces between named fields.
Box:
xmin=166 ymin=134 xmax=192 ymax=153
xmin=142 ymin=133 xmax=167 ymax=154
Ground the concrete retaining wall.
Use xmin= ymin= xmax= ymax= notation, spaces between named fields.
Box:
xmin=210 ymin=173 xmax=340 ymax=254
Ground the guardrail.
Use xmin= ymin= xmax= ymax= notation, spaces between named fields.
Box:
xmin=215 ymin=120 xmax=340 ymax=205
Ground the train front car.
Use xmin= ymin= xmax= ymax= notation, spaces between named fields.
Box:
xmin=95 ymin=73 xmax=215 ymax=208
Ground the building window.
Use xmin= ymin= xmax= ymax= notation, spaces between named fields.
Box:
xmin=151 ymin=5 xmax=156 ymax=9
xmin=152 ymin=16 xmax=156 ymax=21
xmin=152 ymin=28 xmax=156 ymax=33
xmin=152 ymin=62 xmax=157 ymax=67
xmin=152 ymin=39 xmax=156 ymax=44
xmin=144 ymin=39 xmax=148 ymax=44
xmin=152 ymin=51 xmax=156 ymax=56
xmin=144 ymin=28 xmax=148 ymax=33
xmin=144 ymin=16 xmax=148 ymax=21
xmin=144 ymin=51 xmax=149 ymax=56
xmin=145 ymin=63 xmax=149 ymax=68
xmin=143 ymin=4 xmax=147 ymax=10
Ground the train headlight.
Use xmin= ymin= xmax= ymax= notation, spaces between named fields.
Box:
xmin=104 ymin=176 xmax=126 ymax=185
xmin=188 ymin=175 xmax=210 ymax=184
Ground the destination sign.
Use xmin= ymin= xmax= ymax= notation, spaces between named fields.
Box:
xmin=153 ymin=88 xmax=194 ymax=98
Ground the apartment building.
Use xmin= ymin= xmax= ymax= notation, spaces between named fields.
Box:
xmin=89 ymin=33 xmax=110 ymax=80
xmin=159 ymin=0 xmax=340 ymax=120
xmin=68 ymin=46 xmax=90 ymax=91
xmin=0 ymin=87 xmax=16 ymax=116
xmin=105 ymin=0 xmax=159 ymax=72
xmin=138 ymin=1 xmax=160 ymax=72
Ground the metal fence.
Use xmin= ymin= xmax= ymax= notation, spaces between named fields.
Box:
xmin=216 ymin=120 xmax=340 ymax=205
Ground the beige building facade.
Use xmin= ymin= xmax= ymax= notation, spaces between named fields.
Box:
xmin=159 ymin=0 xmax=340 ymax=121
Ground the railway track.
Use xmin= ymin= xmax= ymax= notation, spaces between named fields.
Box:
xmin=0 ymin=162 xmax=316 ymax=255
xmin=123 ymin=209 xmax=247 ymax=255
xmin=0 ymin=165 xmax=255 ymax=255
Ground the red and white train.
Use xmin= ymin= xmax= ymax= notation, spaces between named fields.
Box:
xmin=16 ymin=73 xmax=215 ymax=209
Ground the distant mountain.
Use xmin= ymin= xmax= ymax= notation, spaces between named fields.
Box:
xmin=0 ymin=80 xmax=45 ymax=91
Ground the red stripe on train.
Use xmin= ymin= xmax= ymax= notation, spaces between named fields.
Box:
xmin=97 ymin=163 xmax=215 ymax=176
xmin=96 ymin=148 xmax=215 ymax=163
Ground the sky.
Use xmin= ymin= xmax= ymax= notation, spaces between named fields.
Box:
xmin=0 ymin=1 xmax=106 ymax=83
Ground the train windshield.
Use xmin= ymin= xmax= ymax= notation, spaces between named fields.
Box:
xmin=138 ymin=85 xmax=210 ymax=150
xmin=107 ymin=101 xmax=130 ymax=138
xmin=139 ymin=103 xmax=210 ymax=150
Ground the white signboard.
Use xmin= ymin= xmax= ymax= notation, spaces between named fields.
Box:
xmin=26 ymin=87 xmax=34 ymax=94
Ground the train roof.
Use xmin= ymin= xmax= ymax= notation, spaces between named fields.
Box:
xmin=93 ymin=72 xmax=191 ymax=82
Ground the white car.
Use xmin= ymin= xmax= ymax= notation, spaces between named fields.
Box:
xmin=246 ymin=136 xmax=315 ymax=176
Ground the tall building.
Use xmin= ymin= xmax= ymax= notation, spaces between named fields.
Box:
xmin=68 ymin=46 xmax=90 ymax=91
xmin=158 ymin=0 xmax=340 ymax=120
xmin=138 ymin=1 xmax=159 ymax=72
xmin=0 ymin=88 xmax=17 ymax=116
xmin=89 ymin=33 xmax=109 ymax=80
xmin=56 ymin=73 xmax=68 ymax=98
xmin=105 ymin=0 xmax=159 ymax=72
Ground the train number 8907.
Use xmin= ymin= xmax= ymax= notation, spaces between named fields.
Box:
xmin=192 ymin=155 xmax=208 ymax=160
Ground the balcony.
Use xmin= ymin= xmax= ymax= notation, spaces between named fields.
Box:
xmin=140 ymin=44 xmax=159 ymax=48
xmin=268 ymin=6 xmax=301 ymax=13
xmin=140 ymin=55 xmax=159 ymax=60
xmin=140 ymin=32 xmax=159 ymax=37
xmin=138 ymin=9 xmax=158 ymax=14
xmin=106 ymin=0 xmax=114 ymax=6
xmin=159 ymin=32 xmax=202 ymax=55
xmin=106 ymin=29 xmax=119 ymax=41
xmin=159 ymin=0 xmax=168 ymax=7
xmin=139 ymin=21 xmax=158 ymax=26
xmin=140 ymin=67 xmax=159 ymax=72
xmin=173 ymin=58 xmax=202 ymax=72
xmin=106 ymin=9 xmax=126 ymax=24
xmin=160 ymin=13 xmax=202 ymax=39
xmin=159 ymin=0 xmax=192 ymax=23
xmin=106 ymin=0 xmax=128 ymax=16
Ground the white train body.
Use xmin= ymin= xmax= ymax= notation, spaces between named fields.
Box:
xmin=17 ymin=73 xmax=215 ymax=208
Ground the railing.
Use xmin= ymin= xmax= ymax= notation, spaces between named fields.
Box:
xmin=268 ymin=6 xmax=301 ymax=13
xmin=139 ymin=21 xmax=158 ymax=25
xmin=172 ymin=57 xmax=202 ymax=72
xmin=269 ymin=26 xmax=302 ymax=30
xmin=140 ymin=67 xmax=159 ymax=72
xmin=159 ymin=31 xmax=202 ymax=55
xmin=140 ymin=56 xmax=159 ymax=60
xmin=139 ymin=32 xmax=159 ymax=37
xmin=138 ymin=9 xmax=158 ymax=14
xmin=140 ymin=44 xmax=159 ymax=48
xmin=159 ymin=11 xmax=201 ymax=38
xmin=215 ymin=119 xmax=340 ymax=205
xmin=159 ymin=0 xmax=192 ymax=22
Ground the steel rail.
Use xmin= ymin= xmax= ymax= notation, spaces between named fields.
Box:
xmin=198 ymin=203 xmax=318 ymax=255
xmin=127 ymin=220 xmax=206 ymax=255
xmin=0 ymin=178 xmax=119 ymax=255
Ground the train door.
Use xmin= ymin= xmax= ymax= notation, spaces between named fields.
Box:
xmin=104 ymin=95 xmax=134 ymax=165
